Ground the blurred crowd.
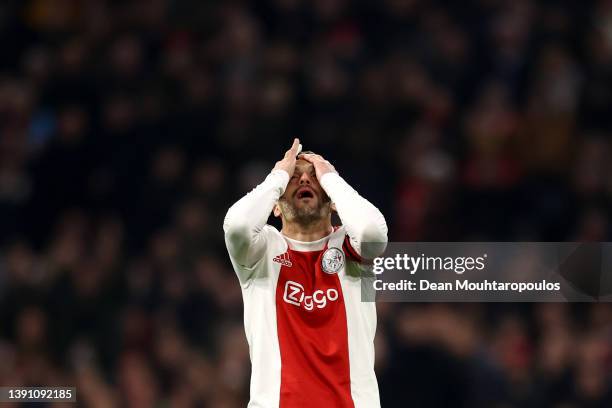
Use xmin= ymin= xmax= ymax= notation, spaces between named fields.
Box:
xmin=1 ymin=0 xmax=612 ymax=406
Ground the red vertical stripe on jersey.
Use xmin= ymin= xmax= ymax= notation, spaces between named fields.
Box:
xmin=276 ymin=247 xmax=354 ymax=408
xmin=342 ymin=236 xmax=363 ymax=263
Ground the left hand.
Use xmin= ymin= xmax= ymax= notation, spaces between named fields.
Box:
xmin=299 ymin=153 xmax=338 ymax=180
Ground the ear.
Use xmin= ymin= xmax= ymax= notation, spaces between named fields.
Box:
xmin=273 ymin=203 xmax=282 ymax=217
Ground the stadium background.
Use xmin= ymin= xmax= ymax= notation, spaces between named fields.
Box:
xmin=1 ymin=0 xmax=612 ymax=406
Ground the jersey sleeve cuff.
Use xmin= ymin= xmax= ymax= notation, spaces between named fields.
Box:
xmin=270 ymin=169 xmax=291 ymax=194
xmin=319 ymin=172 xmax=343 ymax=192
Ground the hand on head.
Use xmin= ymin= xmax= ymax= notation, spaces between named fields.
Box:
xmin=298 ymin=152 xmax=337 ymax=180
xmin=273 ymin=138 xmax=338 ymax=181
xmin=273 ymin=138 xmax=301 ymax=176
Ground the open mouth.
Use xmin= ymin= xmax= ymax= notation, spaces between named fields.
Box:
xmin=296 ymin=188 xmax=315 ymax=199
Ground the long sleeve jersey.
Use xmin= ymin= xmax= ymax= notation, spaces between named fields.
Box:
xmin=224 ymin=169 xmax=388 ymax=408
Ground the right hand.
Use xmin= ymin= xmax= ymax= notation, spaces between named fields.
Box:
xmin=273 ymin=138 xmax=301 ymax=176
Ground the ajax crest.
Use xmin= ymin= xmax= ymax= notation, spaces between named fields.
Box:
xmin=321 ymin=247 xmax=344 ymax=274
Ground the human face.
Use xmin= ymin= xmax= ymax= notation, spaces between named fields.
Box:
xmin=277 ymin=159 xmax=331 ymax=224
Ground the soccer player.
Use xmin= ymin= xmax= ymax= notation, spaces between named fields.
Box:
xmin=223 ymin=139 xmax=388 ymax=407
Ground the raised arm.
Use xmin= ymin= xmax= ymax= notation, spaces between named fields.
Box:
xmin=223 ymin=139 xmax=301 ymax=271
xmin=301 ymin=153 xmax=388 ymax=258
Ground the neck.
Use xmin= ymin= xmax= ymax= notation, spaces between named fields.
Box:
xmin=281 ymin=218 xmax=333 ymax=242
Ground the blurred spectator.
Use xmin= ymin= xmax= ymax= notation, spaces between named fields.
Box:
xmin=1 ymin=0 xmax=612 ymax=406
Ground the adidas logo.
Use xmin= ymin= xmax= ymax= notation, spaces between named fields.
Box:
xmin=273 ymin=252 xmax=293 ymax=267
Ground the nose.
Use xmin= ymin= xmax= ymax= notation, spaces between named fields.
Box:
xmin=299 ymin=172 xmax=312 ymax=185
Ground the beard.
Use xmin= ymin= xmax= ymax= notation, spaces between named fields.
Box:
xmin=278 ymin=195 xmax=331 ymax=226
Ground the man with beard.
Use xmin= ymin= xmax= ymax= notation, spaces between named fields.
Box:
xmin=224 ymin=139 xmax=387 ymax=408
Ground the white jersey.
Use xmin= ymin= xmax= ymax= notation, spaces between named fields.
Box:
xmin=223 ymin=170 xmax=388 ymax=408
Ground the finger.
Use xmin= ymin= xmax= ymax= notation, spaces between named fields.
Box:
xmin=290 ymin=138 xmax=300 ymax=154
xmin=302 ymin=153 xmax=324 ymax=163
xmin=311 ymin=153 xmax=325 ymax=161
xmin=284 ymin=138 xmax=300 ymax=158
xmin=300 ymin=153 xmax=315 ymax=163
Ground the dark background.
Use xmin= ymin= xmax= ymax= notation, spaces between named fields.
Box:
xmin=1 ymin=0 xmax=612 ymax=406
